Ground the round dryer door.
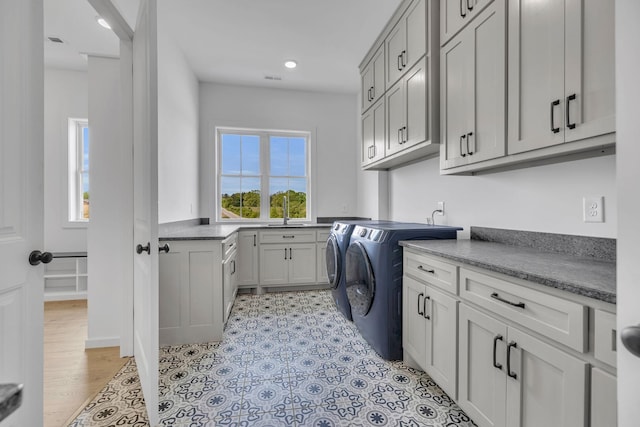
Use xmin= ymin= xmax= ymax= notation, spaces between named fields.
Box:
xmin=325 ymin=234 xmax=341 ymax=289
xmin=345 ymin=241 xmax=375 ymax=317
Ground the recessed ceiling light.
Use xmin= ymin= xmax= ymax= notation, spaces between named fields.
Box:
xmin=284 ymin=60 xmax=297 ymax=69
xmin=96 ymin=16 xmax=111 ymax=30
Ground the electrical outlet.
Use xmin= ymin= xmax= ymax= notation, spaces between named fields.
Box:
xmin=437 ymin=201 xmax=445 ymax=215
xmin=583 ymin=196 xmax=604 ymax=223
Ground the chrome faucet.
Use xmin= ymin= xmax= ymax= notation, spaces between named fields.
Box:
xmin=282 ymin=196 xmax=289 ymax=225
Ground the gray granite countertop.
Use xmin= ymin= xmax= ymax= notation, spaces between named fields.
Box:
xmin=400 ymin=239 xmax=616 ymax=304
xmin=159 ymin=223 xmax=331 ymax=241
xmin=0 ymin=383 xmax=23 ymax=422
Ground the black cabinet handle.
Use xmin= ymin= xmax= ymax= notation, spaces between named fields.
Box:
xmin=417 ymin=292 xmax=424 ymax=316
xmin=253 ymin=234 xmax=256 ymax=246
xmin=466 ymin=132 xmax=474 ymax=155
xmin=397 ymin=54 xmax=403 ymax=71
xmin=467 ymin=0 xmax=474 ymax=11
xmin=550 ymin=99 xmax=560 ymax=133
xmin=401 ymin=50 xmax=406 ymax=68
xmin=491 ymin=292 xmax=525 ymax=309
xmin=159 ymin=243 xmax=170 ymax=253
xmin=398 ymin=128 xmax=403 ymax=144
xmin=423 ymin=295 xmax=431 ymax=320
xmin=417 ymin=265 xmax=435 ymax=274
xmin=566 ymin=94 xmax=576 ymax=129
xmin=493 ymin=335 xmax=503 ymax=370
xmin=403 ymin=126 xmax=407 ymax=143
xmin=507 ymin=341 xmax=518 ymax=379
xmin=284 ymin=248 xmax=287 ymax=260
xmin=28 ymin=250 xmax=53 ymax=266
xmin=371 ymin=86 xmax=375 ymax=100
xmin=460 ymin=134 xmax=467 ymax=157
xmin=136 ymin=242 xmax=150 ymax=255
xmin=289 ymin=248 xmax=293 ymax=260
xmin=460 ymin=0 xmax=467 ymax=17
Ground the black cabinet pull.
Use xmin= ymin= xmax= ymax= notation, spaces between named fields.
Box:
xmin=550 ymin=99 xmax=560 ymax=133
xmin=423 ymin=295 xmax=431 ymax=320
xmin=231 ymin=259 xmax=236 ymax=275
xmin=417 ymin=265 xmax=435 ymax=274
xmin=289 ymin=248 xmax=292 ymax=260
xmin=507 ymin=341 xmax=518 ymax=379
xmin=566 ymin=94 xmax=576 ymax=129
xmin=398 ymin=128 xmax=403 ymax=144
xmin=401 ymin=50 xmax=406 ymax=68
xmin=136 ymin=242 xmax=150 ymax=255
xmin=491 ymin=292 xmax=525 ymax=309
xmin=417 ymin=292 xmax=424 ymax=316
xmin=159 ymin=243 xmax=170 ymax=253
xmin=467 ymin=0 xmax=474 ymax=11
xmin=460 ymin=0 xmax=467 ymax=17
xmin=460 ymin=134 xmax=467 ymax=157
xmin=284 ymin=248 xmax=287 ymax=260
xmin=371 ymin=86 xmax=375 ymax=100
xmin=397 ymin=54 xmax=403 ymax=71
xmin=403 ymin=126 xmax=407 ymax=143
xmin=466 ymin=132 xmax=474 ymax=155
xmin=493 ymin=335 xmax=503 ymax=370
xmin=253 ymin=234 xmax=256 ymax=246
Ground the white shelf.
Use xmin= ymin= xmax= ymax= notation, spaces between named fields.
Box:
xmin=44 ymin=253 xmax=88 ymax=301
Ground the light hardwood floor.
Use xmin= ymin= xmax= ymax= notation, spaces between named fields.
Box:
xmin=44 ymin=300 xmax=128 ymax=427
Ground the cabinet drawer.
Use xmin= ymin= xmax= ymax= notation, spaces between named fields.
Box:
xmin=404 ymin=250 xmax=458 ymax=295
xmin=316 ymin=229 xmax=330 ymax=242
xmin=460 ymin=268 xmax=586 ymax=352
xmin=259 ymin=230 xmax=316 ymax=244
xmin=594 ymin=309 xmax=617 ymax=367
xmin=222 ymin=233 xmax=237 ymax=259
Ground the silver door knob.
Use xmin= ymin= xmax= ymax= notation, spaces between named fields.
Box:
xmin=621 ymin=324 xmax=640 ymax=358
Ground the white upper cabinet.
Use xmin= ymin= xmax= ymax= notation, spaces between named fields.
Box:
xmin=361 ymin=45 xmax=385 ymax=112
xmin=386 ymin=0 xmax=426 ymax=88
xmin=361 ymin=97 xmax=386 ymax=166
xmin=441 ymin=0 xmax=494 ymax=46
xmin=508 ymin=0 xmax=615 ymax=155
xmin=441 ymin=0 xmax=505 ymax=169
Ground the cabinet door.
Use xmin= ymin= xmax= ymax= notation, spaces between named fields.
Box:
xmin=372 ymin=46 xmax=385 ymax=104
xmin=440 ymin=35 xmax=469 ymax=169
xmin=386 ymin=79 xmax=405 ymax=156
xmin=404 ymin=57 xmax=427 ymax=149
xmin=458 ymin=304 xmax=507 ymax=427
xmin=505 ymin=327 xmax=587 ymax=427
xmin=386 ymin=17 xmax=407 ymax=87
xmin=361 ymin=61 xmax=374 ymax=111
xmin=590 ymin=367 xmax=617 ymax=427
xmin=404 ymin=0 xmax=426 ymax=72
xmin=425 ymin=285 xmax=458 ymax=399
xmin=467 ymin=2 xmax=506 ymax=163
xmin=403 ymin=276 xmax=428 ymax=370
xmin=563 ymin=0 xmax=615 ymax=143
xmin=362 ymin=99 xmax=386 ymax=166
xmin=237 ymin=231 xmax=258 ymax=287
xmin=222 ymin=251 xmax=234 ymax=323
xmin=508 ymin=0 xmax=565 ymax=154
xmin=259 ymin=244 xmax=289 ymax=286
xmin=288 ymin=243 xmax=317 ymax=284
xmin=441 ymin=0 xmax=495 ymax=45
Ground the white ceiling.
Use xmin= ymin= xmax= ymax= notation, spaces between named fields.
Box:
xmin=44 ymin=0 xmax=403 ymax=94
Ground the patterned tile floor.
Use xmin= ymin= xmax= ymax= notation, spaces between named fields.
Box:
xmin=70 ymin=290 xmax=476 ymax=426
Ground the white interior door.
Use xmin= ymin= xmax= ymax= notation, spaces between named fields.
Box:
xmin=132 ymin=0 xmax=159 ymax=424
xmin=0 ymin=1 xmax=44 ymax=425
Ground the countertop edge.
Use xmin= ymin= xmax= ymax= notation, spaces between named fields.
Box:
xmin=159 ymin=224 xmax=331 ymax=241
xmin=401 ymin=241 xmax=616 ymax=305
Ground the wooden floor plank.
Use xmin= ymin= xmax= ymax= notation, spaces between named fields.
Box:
xmin=43 ymin=300 xmax=128 ymax=427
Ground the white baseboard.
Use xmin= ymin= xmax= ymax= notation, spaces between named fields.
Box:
xmin=85 ymin=336 xmax=120 ymax=349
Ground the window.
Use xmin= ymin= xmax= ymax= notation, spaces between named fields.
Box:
xmin=217 ymin=128 xmax=310 ymax=222
xmin=68 ymin=118 xmax=89 ymax=222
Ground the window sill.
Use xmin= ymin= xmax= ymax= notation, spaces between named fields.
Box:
xmin=63 ymin=221 xmax=89 ymax=229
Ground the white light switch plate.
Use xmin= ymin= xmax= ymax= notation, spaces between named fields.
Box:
xmin=583 ymin=196 xmax=604 ymax=223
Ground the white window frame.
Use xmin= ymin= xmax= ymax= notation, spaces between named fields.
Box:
xmin=216 ymin=127 xmax=313 ymax=223
xmin=68 ymin=118 xmax=89 ymax=223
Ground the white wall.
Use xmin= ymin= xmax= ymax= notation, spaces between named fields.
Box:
xmin=199 ymin=83 xmax=358 ymax=221
xmin=616 ymin=1 xmax=640 ymax=424
xmin=376 ymin=154 xmax=616 ymax=239
xmin=157 ymin=22 xmax=199 ymax=224
xmin=86 ymin=56 xmax=132 ymax=348
xmin=44 ymin=68 xmax=88 ymax=251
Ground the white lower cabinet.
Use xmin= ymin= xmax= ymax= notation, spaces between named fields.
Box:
xmin=237 ymin=231 xmax=258 ymax=288
xmin=259 ymin=243 xmax=317 ymax=287
xmin=222 ymin=239 xmax=238 ymax=323
xmin=403 ymin=275 xmax=458 ymax=399
xmin=458 ymin=303 xmax=587 ymax=427
xmin=590 ymin=367 xmax=617 ymax=427
xmin=159 ymin=240 xmax=224 ymax=346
